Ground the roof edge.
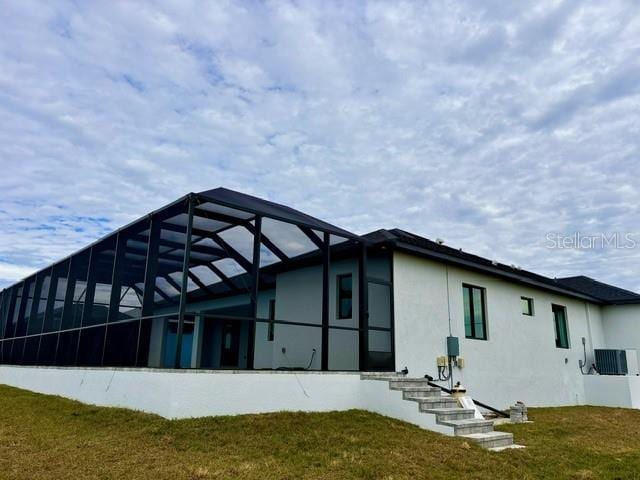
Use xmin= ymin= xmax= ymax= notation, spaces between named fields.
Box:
xmin=392 ymin=242 xmax=604 ymax=303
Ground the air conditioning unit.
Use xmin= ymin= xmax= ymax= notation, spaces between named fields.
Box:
xmin=595 ymin=349 xmax=628 ymax=375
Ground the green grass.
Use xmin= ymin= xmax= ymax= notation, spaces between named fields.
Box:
xmin=1 ymin=385 xmax=640 ymax=479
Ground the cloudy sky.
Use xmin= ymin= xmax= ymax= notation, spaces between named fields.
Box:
xmin=1 ymin=0 xmax=639 ymax=291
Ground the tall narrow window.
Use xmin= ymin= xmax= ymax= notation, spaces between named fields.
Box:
xmin=552 ymin=304 xmax=569 ymax=349
xmin=267 ymin=299 xmax=275 ymax=342
xmin=463 ymin=284 xmax=487 ymax=340
xmin=337 ymin=274 xmax=352 ymax=319
xmin=521 ymin=296 xmax=534 ymax=316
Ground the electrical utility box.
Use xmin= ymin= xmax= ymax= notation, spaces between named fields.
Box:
xmin=595 ymin=349 xmax=628 ymax=375
xmin=447 ymin=336 xmax=459 ymax=357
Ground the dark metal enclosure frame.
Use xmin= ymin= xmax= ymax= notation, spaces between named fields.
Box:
xmin=0 ymin=188 xmax=394 ymax=371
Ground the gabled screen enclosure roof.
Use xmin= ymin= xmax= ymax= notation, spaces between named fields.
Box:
xmin=0 ymin=187 xmax=379 ymax=371
xmin=197 ymin=187 xmax=357 ymax=239
xmin=1 ymin=187 xmax=360 ymax=291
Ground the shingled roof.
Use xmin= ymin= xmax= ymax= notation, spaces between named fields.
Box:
xmin=555 ymin=276 xmax=640 ymax=305
xmin=363 ymin=228 xmax=640 ymax=305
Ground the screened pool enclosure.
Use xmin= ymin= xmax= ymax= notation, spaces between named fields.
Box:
xmin=0 ymin=188 xmax=394 ymax=371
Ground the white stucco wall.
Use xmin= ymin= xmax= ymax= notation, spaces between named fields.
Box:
xmin=602 ymin=305 xmax=640 ymax=352
xmin=392 ymin=251 xmax=607 ymax=408
xmin=584 ymin=375 xmax=640 ymax=409
xmin=272 ymin=259 xmax=360 ymax=370
xmin=598 ymin=305 xmax=640 ymax=374
xmin=0 ymin=365 xmax=454 ymax=430
xmin=0 ymin=366 xmax=364 ymax=418
xmin=0 ymin=364 xmax=465 ymax=435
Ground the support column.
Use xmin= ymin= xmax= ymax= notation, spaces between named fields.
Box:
xmin=74 ymin=248 xmax=95 ymax=364
xmin=102 ymin=231 xmax=126 ymax=365
xmin=248 ymin=216 xmax=262 ymax=369
xmin=136 ymin=217 xmax=160 ymax=366
xmin=0 ymin=288 xmax=12 ymax=339
xmin=80 ymin=248 xmax=98 ymax=328
xmin=59 ymin=259 xmax=76 ymax=328
xmin=106 ymin=232 xmax=126 ymax=324
xmin=174 ymin=195 xmax=195 ymax=369
xmin=0 ymin=292 xmax=5 ymax=341
xmin=33 ymin=261 xmax=57 ymax=364
xmin=191 ymin=313 xmax=204 ymax=368
xmin=52 ymin=260 xmax=74 ymax=364
xmin=321 ymin=232 xmax=330 ymax=371
xmin=27 ymin=274 xmax=44 ymax=335
xmin=140 ymin=218 xmax=160 ymax=318
xmin=42 ymin=267 xmax=59 ymax=335
xmin=358 ymin=242 xmax=369 ymax=371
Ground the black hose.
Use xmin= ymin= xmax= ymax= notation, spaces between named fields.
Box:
xmin=305 ymin=349 xmax=316 ymax=370
xmin=437 ymin=364 xmax=451 ymax=381
xmin=425 ymin=376 xmax=509 ymax=418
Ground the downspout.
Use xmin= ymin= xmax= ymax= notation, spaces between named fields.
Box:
xmin=445 ymin=265 xmax=453 ymax=389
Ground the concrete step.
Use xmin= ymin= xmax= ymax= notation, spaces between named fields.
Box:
xmin=437 ymin=418 xmax=494 ymax=435
xmin=385 ymin=376 xmax=426 ymax=382
xmin=359 ymin=371 xmax=519 ymax=450
xmin=421 ymin=407 xmax=476 ymax=421
xmin=406 ymin=396 xmax=459 ymax=409
xmin=359 ymin=372 xmax=404 ymax=381
xmin=401 ymin=387 xmax=443 ymax=399
xmin=459 ymin=431 xmax=514 ymax=449
xmin=389 ymin=378 xmax=431 ymax=389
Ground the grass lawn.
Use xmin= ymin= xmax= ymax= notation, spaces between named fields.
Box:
xmin=1 ymin=385 xmax=640 ymax=479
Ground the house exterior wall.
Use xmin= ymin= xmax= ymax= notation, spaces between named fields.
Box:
xmin=601 ymin=305 xmax=640 ymax=351
xmin=584 ymin=375 xmax=640 ymax=409
xmin=600 ymin=304 xmax=640 ymax=374
xmin=392 ymin=251 xmax=607 ymax=408
xmin=273 ymin=259 xmax=360 ymax=371
xmin=3 ymin=253 xmax=640 ymax=420
xmin=150 ymin=258 xmax=363 ymax=371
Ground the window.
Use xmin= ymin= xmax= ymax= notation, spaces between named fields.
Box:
xmin=521 ymin=296 xmax=534 ymax=316
xmin=463 ymin=284 xmax=487 ymax=340
xmin=337 ymin=274 xmax=353 ymax=319
xmin=552 ymin=304 xmax=569 ymax=349
xmin=267 ymin=299 xmax=275 ymax=342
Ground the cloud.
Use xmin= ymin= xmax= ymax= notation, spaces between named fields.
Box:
xmin=0 ymin=0 xmax=639 ymax=292
xmin=530 ymin=62 xmax=640 ymax=130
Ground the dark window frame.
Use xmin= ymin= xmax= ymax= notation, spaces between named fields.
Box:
xmin=336 ymin=273 xmax=353 ymax=320
xmin=552 ymin=304 xmax=569 ymax=349
xmin=521 ymin=296 xmax=534 ymax=316
xmin=463 ymin=283 xmax=487 ymax=340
